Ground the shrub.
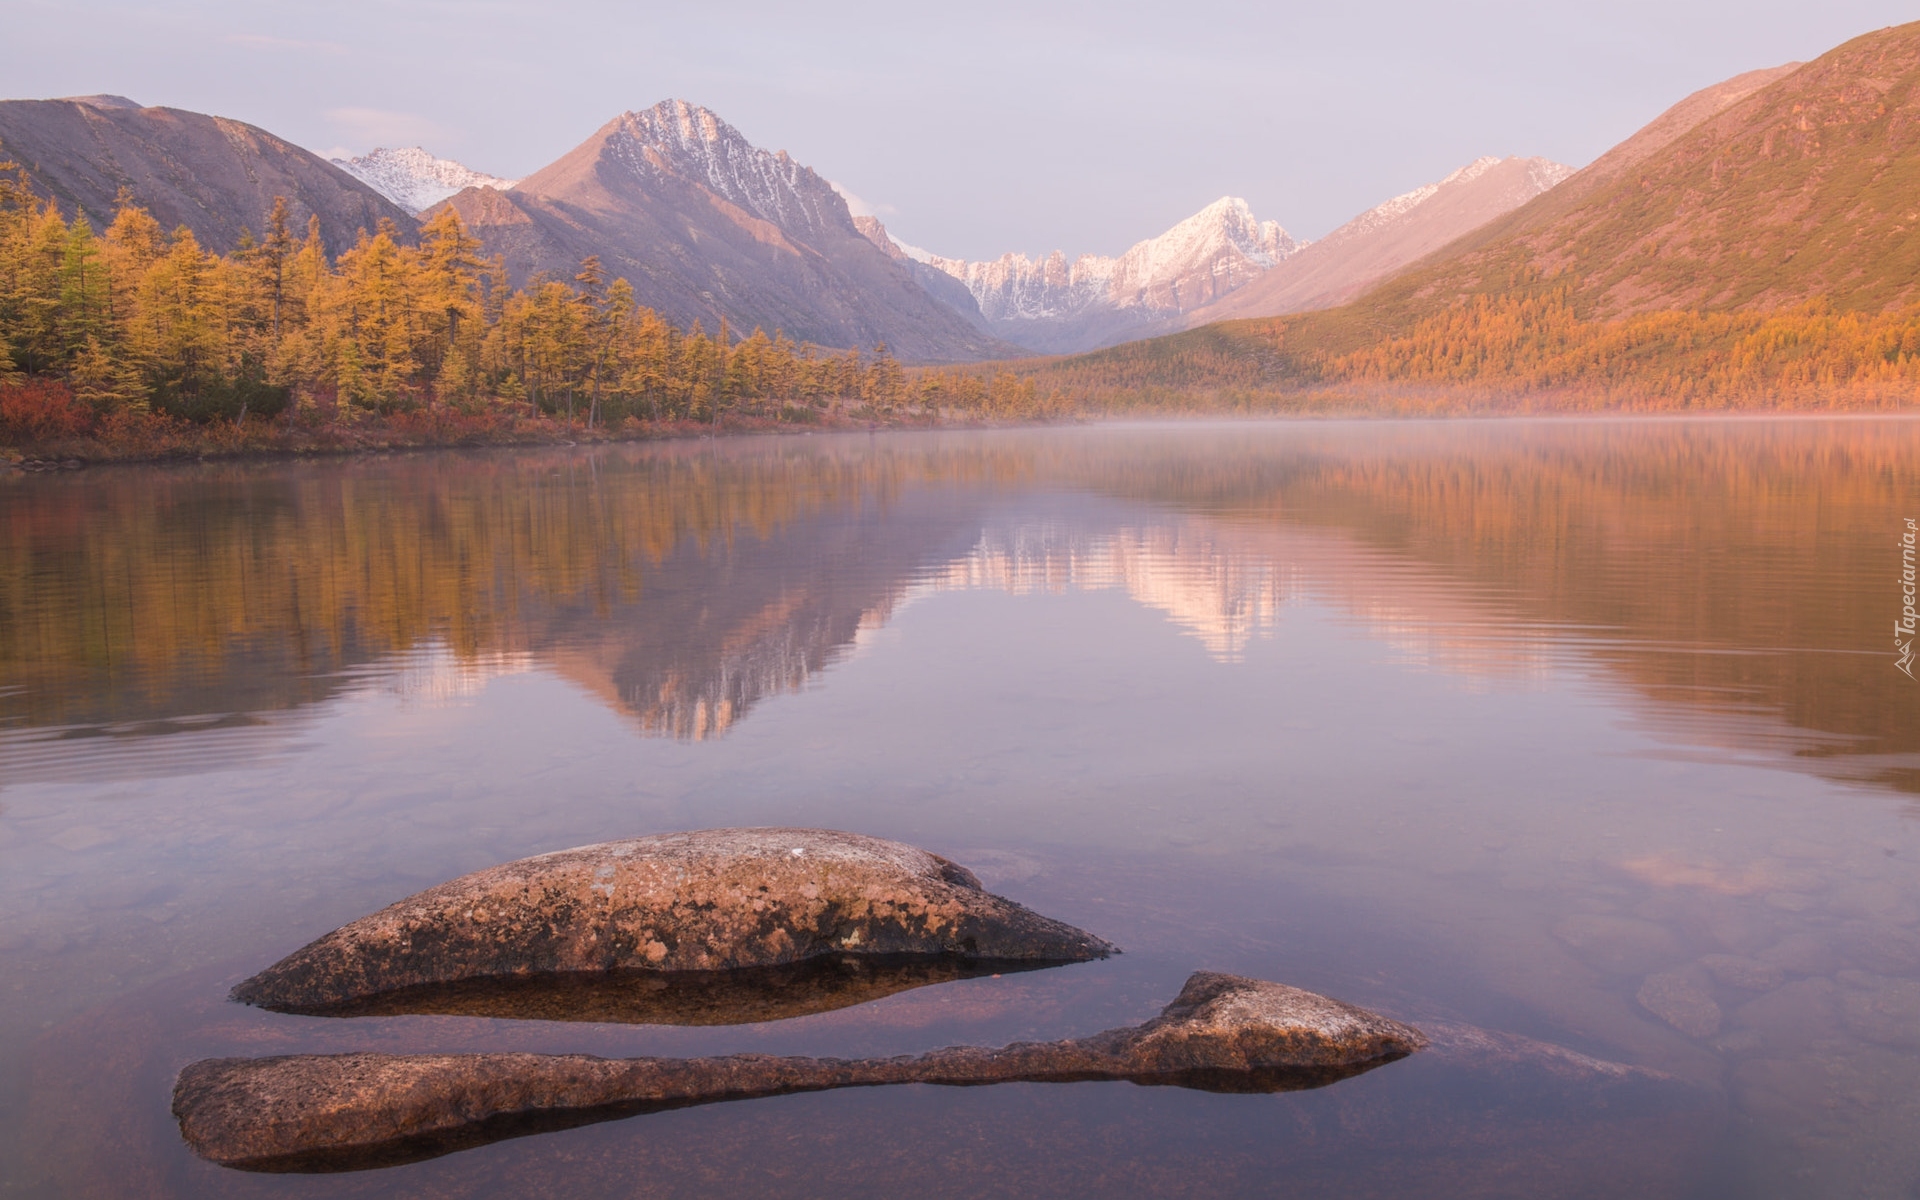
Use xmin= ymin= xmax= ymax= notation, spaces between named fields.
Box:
xmin=0 ymin=379 xmax=96 ymax=443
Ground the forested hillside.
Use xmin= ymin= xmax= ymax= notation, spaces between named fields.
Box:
xmin=434 ymin=101 xmax=1009 ymax=363
xmin=995 ymin=24 xmax=1920 ymax=413
xmin=1002 ymin=285 xmax=1920 ymax=413
xmin=1406 ymin=25 xmax=1920 ymax=318
xmin=0 ymin=165 xmax=1057 ymax=455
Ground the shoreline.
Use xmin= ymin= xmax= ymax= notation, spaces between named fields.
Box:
xmin=6 ymin=401 xmax=1918 ymax=474
xmin=0 ymin=409 xmax=963 ymax=472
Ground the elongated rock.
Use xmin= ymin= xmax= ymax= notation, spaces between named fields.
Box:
xmin=232 ymin=829 xmax=1115 ymax=1015
xmin=176 ymin=972 xmax=1426 ymax=1171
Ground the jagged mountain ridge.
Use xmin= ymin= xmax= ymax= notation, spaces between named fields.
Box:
xmin=0 ymin=96 xmax=416 ymax=253
xmin=435 ymin=100 xmax=1011 ymax=363
xmin=924 ymin=198 xmax=1295 ymax=321
xmin=879 ymin=197 xmax=1299 ymax=354
xmin=331 ymin=147 xmax=517 ymax=215
xmin=1187 ymin=155 xmax=1572 ymax=323
xmin=852 ymin=216 xmax=992 ymax=328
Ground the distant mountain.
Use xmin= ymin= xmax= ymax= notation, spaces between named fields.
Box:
xmin=58 ymin=94 xmax=141 ymax=111
xmin=0 ymin=96 xmax=415 ymax=253
xmin=1004 ymin=35 xmax=1920 ymax=409
xmin=434 ymin=100 xmax=1010 ymax=363
xmin=893 ymin=198 xmax=1298 ymax=354
xmin=1185 ymin=156 xmax=1572 ymax=322
xmin=1346 ymin=42 xmax=1920 ymax=318
xmin=330 ymin=146 xmax=517 ymax=215
xmin=851 ymin=215 xmax=993 ymax=330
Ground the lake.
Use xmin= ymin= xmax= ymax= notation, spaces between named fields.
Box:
xmin=2 ymin=418 xmax=1918 ymax=1198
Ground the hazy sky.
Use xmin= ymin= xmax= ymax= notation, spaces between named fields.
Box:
xmin=8 ymin=1 xmax=1916 ymax=258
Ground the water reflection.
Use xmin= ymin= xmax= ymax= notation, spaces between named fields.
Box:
xmin=924 ymin=522 xmax=1297 ymax=662
xmin=3 ymin=418 xmax=1919 ymax=1198
xmin=4 ymin=420 xmax=1914 ymax=789
xmin=273 ymin=956 xmax=1061 ymax=1026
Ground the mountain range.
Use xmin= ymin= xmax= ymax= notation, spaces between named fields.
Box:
xmin=1182 ymin=156 xmax=1571 ymax=324
xmin=10 ymin=20 xmax=1915 ymax=373
xmin=1004 ymin=24 xmax=1920 ymax=409
xmin=0 ymin=90 xmax=1570 ymax=362
xmin=883 ymin=197 xmax=1300 ymax=354
xmin=858 ymin=161 xmax=1569 ymax=355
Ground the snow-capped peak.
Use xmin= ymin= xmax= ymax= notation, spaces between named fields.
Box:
xmin=890 ymin=236 xmax=937 ymax=265
xmin=330 ymin=147 xmax=517 ymax=215
xmin=602 ymin=99 xmax=850 ymax=241
xmin=1341 ymin=156 xmax=1573 ymax=238
xmin=1359 ymin=158 xmax=1502 ymax=228
xmin=1525 ymin=159 xmax=1577 ymax=192
xmin=912 ymin=196 xmax=1299 ymax=322
xmin=1108 ymin=197 xmax=1296 ymax=306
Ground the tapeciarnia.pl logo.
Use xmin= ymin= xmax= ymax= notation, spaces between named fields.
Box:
xmin=1899 ymin=517 xmax=1917 ymax=679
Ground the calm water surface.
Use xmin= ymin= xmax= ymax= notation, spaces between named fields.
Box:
xmin=2 ymin=419 xmax=1918 ymax=1198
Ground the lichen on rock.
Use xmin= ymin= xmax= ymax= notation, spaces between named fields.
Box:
xmin=231 ymin=829 xmax=1116 ymax=1016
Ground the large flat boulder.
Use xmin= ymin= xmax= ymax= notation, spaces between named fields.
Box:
xmin=231 ymin=829 xmax=1115 ymax=1016
xmin=176 ymin=972 xmax=1426 ymax=1171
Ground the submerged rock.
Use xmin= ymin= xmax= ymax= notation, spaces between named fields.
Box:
xmin=231 ymin=829 xmax=1115 ymax=1016
xmin=1698 ymin=954 xmax=1785 ymax=993
xmin=175 ymin=972 xmax=1425 ymax=1171
xmin=1419 ymin=1021 xmax=1711 ymax=1105
xmin=1838 ymin=973 xmax=1920 ymax=1049
xmin=1636 ymin=966 xmax=1722 ymax=1038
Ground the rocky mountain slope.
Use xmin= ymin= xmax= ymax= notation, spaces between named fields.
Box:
xmin=0 ymin=96 xmax=415 ymax=253
xmin=1185 ymin=156 xmax=1572 ymax=322
xmin=852 ymin=215 xmax=993 ymax=329
xmin=1347 ymin=30 xmax=1920 ymax=319
xmin=887 ymin=198 xmax=1298 ymax=354
xmin=433 ymin=100 xmax=1008 ymax=362
xmin=330 ymin=147 xmax=516 ymax=215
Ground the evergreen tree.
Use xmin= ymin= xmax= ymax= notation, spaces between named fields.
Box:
xmin=0 ymin=191 xmax=924 ymax=430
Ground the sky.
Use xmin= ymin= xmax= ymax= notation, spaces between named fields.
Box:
xmin=7 ymin=0 xmax=1917 ymax=260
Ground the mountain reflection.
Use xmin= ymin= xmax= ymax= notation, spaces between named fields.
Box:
xmin=930 ymin=522 xmax=1298 ymax=662
xmin=2 ymin=420 xmax=1915 ymax=794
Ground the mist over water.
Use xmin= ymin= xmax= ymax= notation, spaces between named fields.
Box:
xmin=3 ymin=418 xmax=1918 ymax=1197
